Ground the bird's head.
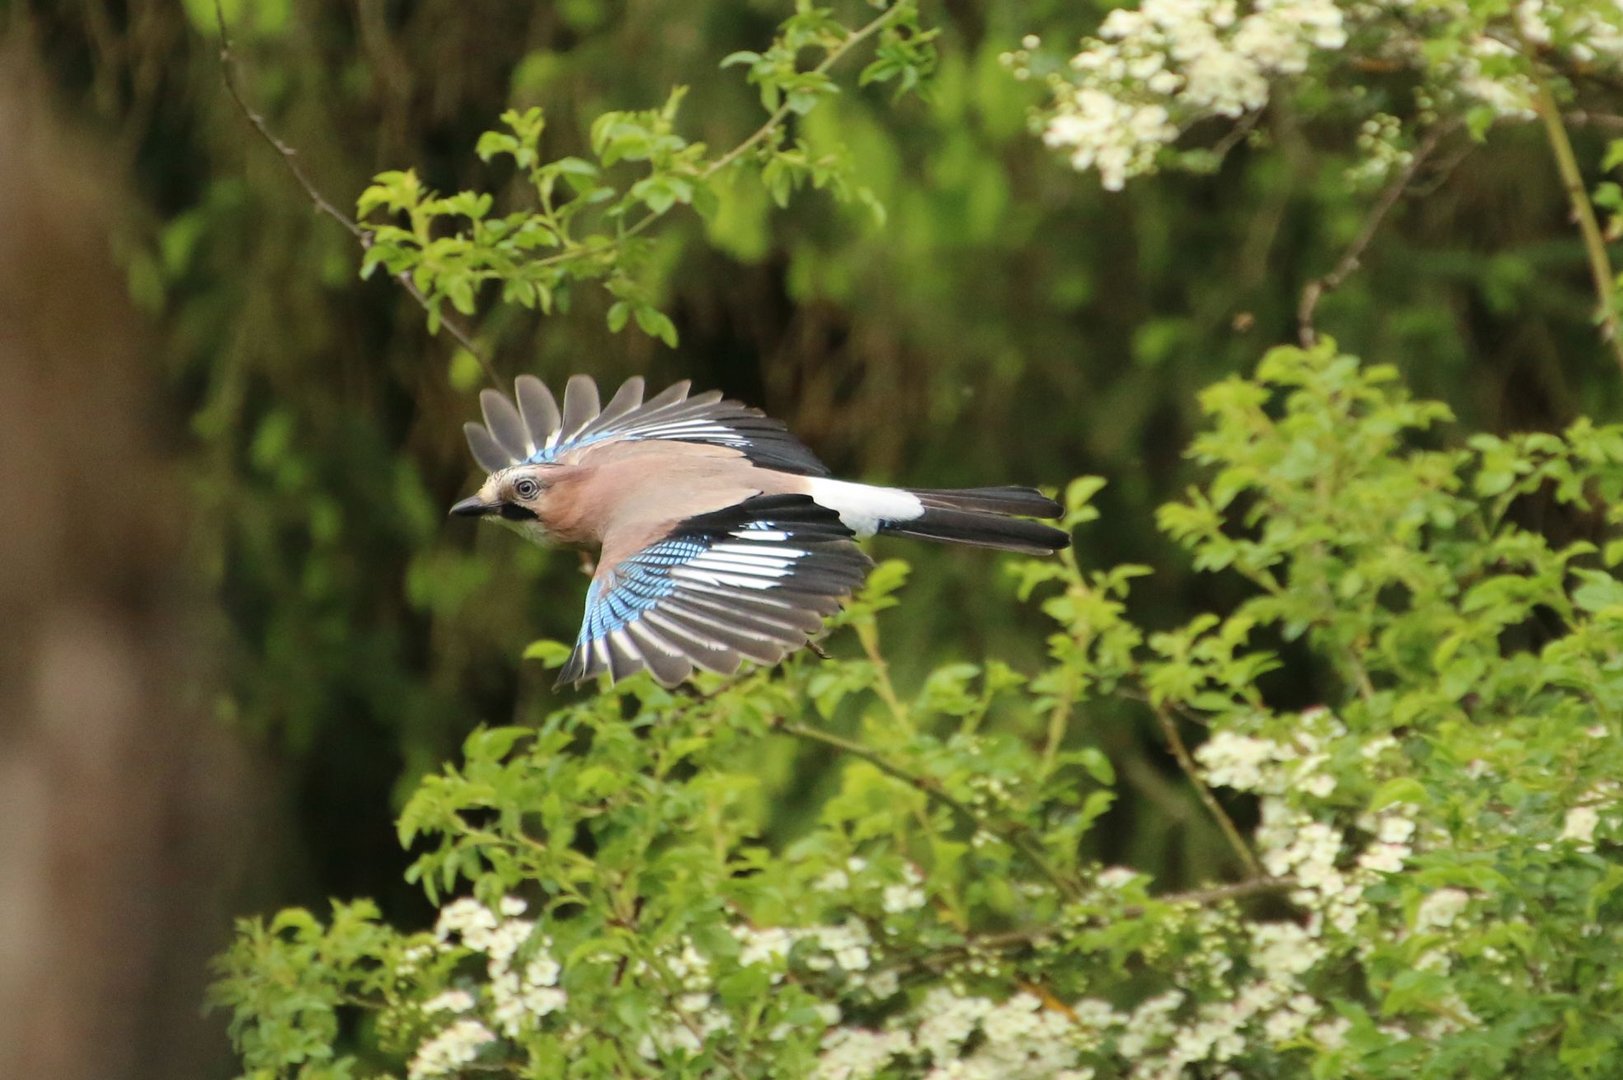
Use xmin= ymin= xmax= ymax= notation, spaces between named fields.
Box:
xmin=449 ymin=464 xmax=557 ymax=544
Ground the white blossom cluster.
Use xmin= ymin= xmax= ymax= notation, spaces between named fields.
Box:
xmin=1082 ymin=913 xmax=1354 ymax=1076
xmin=1446 ymin=0 xmax=1623 ymax=116
xmin=732 ymin=914 xmax=903 ymax=998
xmin=815 ymin=989 xmax=1094 ymax=1080
xmin=802 ymin=805 xmax=1385 ymax=1079
xmin=1201 ymin=708 xmax=1418 ymax=938
xmin=1009 ymin=0 xmax=1346 ymax=189
xmin=632 ymin=936 xmax=744 ymax=1060
xmin=818 ymin=857 xmax=929 ymax=912
xmin=733 ymin=857 xmax=927 ymax=996
xmin=1016 ymin=0 xmax=1623 ymax=189
xmin=1560 ymin=780 xmax=1620 ymax=850
xmin=403 ymin=895 xmax=567 ymax=1079
xmin=406 ymin=1018 xmax=496 ymax=1079
xmin=1194 ymin=705 xmax=1343 ymax=798
xmin=404 ymin=863 xmax=944 ymax=1073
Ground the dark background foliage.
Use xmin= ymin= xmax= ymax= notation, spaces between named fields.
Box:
xmin=2 ymin=0 xmax=1617 ymax=1075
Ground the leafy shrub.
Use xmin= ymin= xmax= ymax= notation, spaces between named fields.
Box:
xmin=211 ymin=343 xmax=1623 ymax=1078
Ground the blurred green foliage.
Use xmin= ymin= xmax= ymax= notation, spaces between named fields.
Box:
xmin=210 ymin=345 xmax=1623 ymax=1076
xmin=15 ymin=0 xmax=1623 ymax=950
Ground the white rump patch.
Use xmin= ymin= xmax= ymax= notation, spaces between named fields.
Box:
xmin=804 ymin=478 xmax=924 ymax=537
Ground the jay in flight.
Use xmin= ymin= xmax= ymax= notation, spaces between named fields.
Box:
xmin=451 ymin=375 xmax=1069 ymax=688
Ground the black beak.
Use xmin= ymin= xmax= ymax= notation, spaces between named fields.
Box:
xmin=449 ymin=495 xmax=496 ymax=518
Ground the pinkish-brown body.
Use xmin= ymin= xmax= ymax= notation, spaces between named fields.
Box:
xmin=475 ymin=440 xmax=809 ymax=572
xmin=543 ymin=442 xmax=800 ymax=554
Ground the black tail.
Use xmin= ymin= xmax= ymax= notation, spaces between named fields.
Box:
xmin=881 ymin=486 xmax=1070 ymax=555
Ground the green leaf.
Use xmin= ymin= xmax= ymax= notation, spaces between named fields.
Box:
xmin=633 ymin=305 xmax=678 ymax=347
xmin=1571 ymin=568 xmax=1623 ymax=613
xmin=463 ymin=725 xmax=530 ymax=762
xmin=522 ymin=639 xmax=573 ymax=668
xmin=475 ymin=130 xmax=519 ymax=162
xmin=862 ymin=559 xmax=911 ymax=601
xmin=1369 ymin=777 xmax=1428 ymax=811
xmin=449 ymin=349 xmax=485 ymax=392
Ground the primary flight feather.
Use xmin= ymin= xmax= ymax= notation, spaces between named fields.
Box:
xmin=451 ymin=374 xmax=1070 ymax=688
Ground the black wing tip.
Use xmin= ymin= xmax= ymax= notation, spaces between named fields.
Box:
xmin=555 ymin=647 xmax=589 ymax=688
xmin=884 ymin=508 xmax=1072 ymax=555
xmin=911 ymin=485 xmax=1065 ymax=519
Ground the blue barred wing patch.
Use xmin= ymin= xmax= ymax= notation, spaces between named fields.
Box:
xmin=464 ymin=374 xmax=828 ymax=477
xmin=558 ymin=496 xmax=871 ymax=688
xmin=577 ymin=537 xmax=700 ymax=640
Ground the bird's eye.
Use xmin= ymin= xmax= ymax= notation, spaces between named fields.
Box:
xmin=513 ymin=477 xmax=541 ymax=500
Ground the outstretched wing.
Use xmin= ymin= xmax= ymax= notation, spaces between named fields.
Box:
xmin=558 ymin=495 xmax=872 ymax=687
xmin=464 ymin=374 xmax=828 ymax=477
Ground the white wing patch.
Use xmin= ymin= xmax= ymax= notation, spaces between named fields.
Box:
xmin=664 ymin=535 xmax=814 ymax=591
xmin=803 ymin=478 xmax=925 ymax=537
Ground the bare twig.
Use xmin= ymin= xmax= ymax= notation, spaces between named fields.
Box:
xmin=855 ymin=617 xmax=909 ymax=723
xmin=1156 ymin=876 xmax=1295 ymax=909
xmin=978 ymin=877 xmax=1298 ymax=951
xmin=896 ymin=875 xmax=1297 ymax=976
xmin=1563 ymin=110 xmax=1623 ymax=132
xmin=1532 ymin=73 xmax=1623 ymax=378
xmin=1209 ymin=110 xmax=1262 ymax=165
xmin=211 ymin=0 xmax=499 ymax=387
xmin=1151 ymin=702 xmax=1265 ymax=879
xmin=774 ymin=717 xmax=1082 ymax=900
xmin=1298 ymin=125 xmax=1445 ymax=347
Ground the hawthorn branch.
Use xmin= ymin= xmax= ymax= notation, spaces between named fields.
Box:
xmin=897 ymin=876 xmax=1297 ymax=977
xmin=1532 ymin=73 xmax=1623 ymax=378
xmin=774 ymin=717 xmax=1082 ymax=900
xmin=1151 ymin=701 xmax=1265 ymax=879
xmin=1298 ymin=125 xmax=1445 ymax=348
xmin=974 ymin=877 xmax=1298 ymax=953
xmin=1563 ymin=110 xmax=1623 ymax=132
xmin=211 ymin=0 xmax=498 ymax=387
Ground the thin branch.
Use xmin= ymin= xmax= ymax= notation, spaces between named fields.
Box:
xmin=1298 ymin=125 xmax=1445 ymax=347
xmin=855 ymin=618 xmax=909 ymax=723
xmin=524 ymin=2 xmax=909 ymax=275
xmin=1151 ymin=702 xmax=1265 ymax=879
xmin=1155 ymin=876 xmax=1296 ymax=910
xmin=1562 ymin=110 xmax=1623 ymax=132
xmin=774 ymin=717 xmax=1082 ymax=900
xmin=1532 ymin=72 xmax=1623 ymax=378
xmin=974 ymin=877 xmax=1298 ymax=952
xmin=211 ymin=1 xmax=499 ymax=387
xmin=897 ymin=876 xmax=1297 ymax=976
xmin=700 ymin=5 xmax=907 ymax=181
xmin=1208 ymin=110 xmax=1262 ymax=164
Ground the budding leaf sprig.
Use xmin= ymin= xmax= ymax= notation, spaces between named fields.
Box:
xmin=357 ymin=1 xmax=935 ymax=350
